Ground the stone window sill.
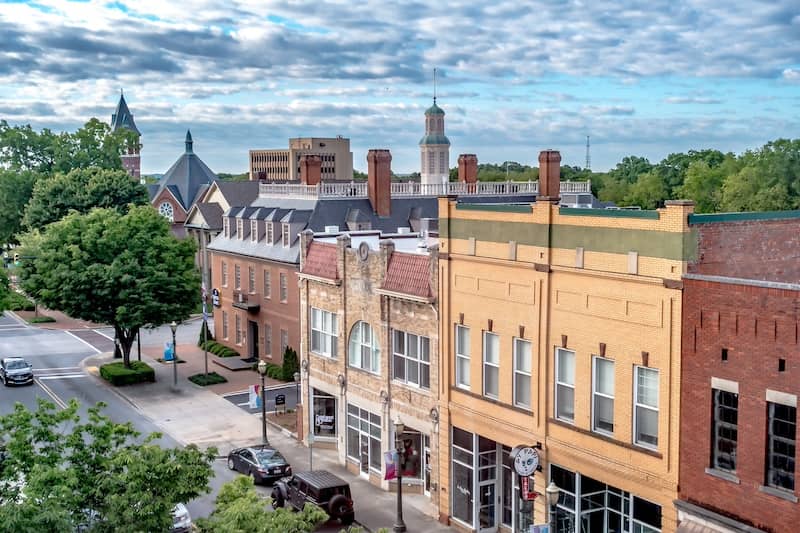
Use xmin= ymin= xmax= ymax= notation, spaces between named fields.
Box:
xmin=705 ymin=468 xmax=740 ymax=484
xmin=759 ymin=485 xmax=798 ymax=503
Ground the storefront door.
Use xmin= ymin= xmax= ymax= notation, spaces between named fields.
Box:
xmin=478 ymin=437 xmax=499 ymax=533
xmin=360 ymin=436 xmax=370 ymax=476
xmin=424 ymin=435 xmax=432 ymax=496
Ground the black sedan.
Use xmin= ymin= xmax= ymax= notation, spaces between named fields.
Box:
xmin=0 ymin=357 xmax=34 ymax=386
xmin=227 ymin=445 xmax=291 ymax=485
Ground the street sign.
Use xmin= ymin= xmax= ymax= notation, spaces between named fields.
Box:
xmin=275 ymin=394 xmax=286 ymax=405
xmin=211 ymin=288 xmax=220 ymax=307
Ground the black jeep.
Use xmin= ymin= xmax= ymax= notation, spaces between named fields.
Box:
xmin=271 ymin=470 xmax=355 ymax=526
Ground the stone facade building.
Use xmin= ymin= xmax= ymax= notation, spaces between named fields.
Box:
xmin=249 ymin=136 xmax=353 ymax=182
xmin=298 ymin=228 xmax=441 ymax=515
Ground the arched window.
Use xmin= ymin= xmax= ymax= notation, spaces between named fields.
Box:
xmin=348 ymin=321 xmax=380 ymax=373
xmin=158 ymin=202 xmax=174 ymax=222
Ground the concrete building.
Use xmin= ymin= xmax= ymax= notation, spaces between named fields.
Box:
xmin=110 ymin=92 xmax=141 ymax=180
xmin=249 ymin=136 xmax=354 ymax=182
xmin=419 ymin=98 xmax=451 ymax=186
xmin=297 ymin=224 xmax=441 ymax=516
xmin=676 ymin=213 xmax=800 ymax=533
xmin=436 ymin=151 xmax=694 ymax=533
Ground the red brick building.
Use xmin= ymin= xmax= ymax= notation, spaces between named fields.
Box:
xmin=677 ymin=213 xmax=800 ymax=533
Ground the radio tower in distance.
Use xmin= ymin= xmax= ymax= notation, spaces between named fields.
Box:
xmin=585 ymin=135 xmax=591 ymax=171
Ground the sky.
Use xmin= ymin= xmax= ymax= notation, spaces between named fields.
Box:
xmin=1 ymin=1 xmax=798 ymax=175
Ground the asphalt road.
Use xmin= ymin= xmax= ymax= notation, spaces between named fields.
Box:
xmin=0 ymin=312 xmax=351 ymax=532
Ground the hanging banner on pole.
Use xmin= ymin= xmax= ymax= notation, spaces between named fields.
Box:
xmin=383 ymin=451 xmax=398 ymax=480
xmin=248 ymin=385 xmax=262 ymax=409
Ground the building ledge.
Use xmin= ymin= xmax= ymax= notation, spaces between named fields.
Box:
xmin=548 ymin=417 xmax=663 ymax=459
xmin=758 ymin=485 xmax=798 ymax=503
xmin=674 ymin=499 xmax=768 ymax=533
xmin=704 ymin=468 xmax=740 ymax=484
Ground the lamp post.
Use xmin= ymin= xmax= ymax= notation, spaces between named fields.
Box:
xmin=169 ymin=321 xmax=178 ymax=391
xmin=393 ymin=414 xmax=407 ymax=533
xmin=302 ymin=359 xmax=313 ymax=471
xmin=293 ymin=371 xmax=300 ymax=407
xmin=545 ymin=481 xmax=561 ymax=533
xmin=257 ymin=359 xmax=269 ymax=445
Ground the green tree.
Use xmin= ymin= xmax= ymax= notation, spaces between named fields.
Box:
xmin=0 ymin=269 xmax=10 ymax=311
xmin=0 ymin=120 xmax=58 ymax=173
xmin=217 ymin=172 xmax=249 ymax=182
xmin=607 ymin=156 xmax=652 ymax=184
xmin=623 ymin=170 xmax=668 ymax=209
xmin=720 ymin=165 xmax=796 ymax=212
xmin=0 ymin=399 xmax=215 ymax=532
xmin=196 ymin=476 xmax=329 ymax=533
xmin=0 ymin=169 xmax=38 ymax=244
xmin=18 ymin=206 xmax=199 ymax=367
xmin=679 ymin=156 xmax=741 ymax=213
xmin=22 ymin=167 xmax=148 ymax=229
xmin=281 ymin=346 xmax=299 ymax=381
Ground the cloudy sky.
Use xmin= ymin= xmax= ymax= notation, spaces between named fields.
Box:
xmin=1 ymin=0 xmax=798 ymax=174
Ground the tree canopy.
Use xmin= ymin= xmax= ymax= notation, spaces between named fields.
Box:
xmin=22 ymin=167 xmax=148 ymax=229
xmin=0 ymin=269 xmax=10 ymax=311
xmin=0 ymin=169 xmax=36 ymax=244
xmin=0 ymin=399 xmax=215 ymax=533
xmin=18 ymin=205 xmax=200 ymax=366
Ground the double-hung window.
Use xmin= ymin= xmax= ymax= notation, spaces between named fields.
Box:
xmin=392 ymin=330 xmax=430 ymax=389
xmin=455 ymin=325 xmax=470 ymax=389
xmin=766 ymin=400 xmax=796 ymax=491
xmin=221 ymin=262 xmax=228 ymax=286
xmin=634 ymin=367 xmax=659 ymax=448
xmin=266 ymin=223 xmax=273 ymax=243
xmin=555 ymin=348 xmax=575 ymax=422
xmin=234 ymin=265 xmax=241 ymax=290
xmin=513 ymin=338 xmax=532 ymax=409
xmin=711 ymin=388 xmax=738 ymax=472
xmin=483 ymin=332 xmax=500 ymax=398
xmin=248 ymin=266 xmax=255 ymax=293
xmin=311 ymin=308 xmax=338 ymax=358
xmin=221 ymin=311 xmax=228 ymax=339
xmin=282 ymin=224 xmax=290 ymax=246
xmin=592 ymin=357 xmax=615 ymax=435
xmin=263 ymin=270 xmax=271 ymax=299
xmin=264 ymin=323 xmax=272 ymax=356
xmin=279 ymin=273 xmax=288 ymax=302
xmin=250 ymin=220 xmax=258 ymax=242
xmin=348 ymin=321 xmax=380 ymax=373
xmin=234 ymin=314 xmax=242 ymax=345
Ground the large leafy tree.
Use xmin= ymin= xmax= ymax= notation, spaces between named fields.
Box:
xmin=18 ymin=205 xmax=199 ymax=367
xmin=196 ymin=476 xmax=329 ymax=533
xmin=0 ymin=269 xmax=10 ymax=311
xmin=0 ymin=169 xmax=37 ymax=244
xmin=0 ymin=399 xmax=215 ymax=532
xmin=22 ymin=167 xmax=148 ymax=229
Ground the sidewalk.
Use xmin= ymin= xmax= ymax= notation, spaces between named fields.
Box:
xmin=82 ymin=342 xmax=452 ymax=533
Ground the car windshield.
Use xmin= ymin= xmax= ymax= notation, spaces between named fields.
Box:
xmin=255 ymin=450 xmax=284 ymax=464
xmin=6 ymin=360 xmax=28 ymax=370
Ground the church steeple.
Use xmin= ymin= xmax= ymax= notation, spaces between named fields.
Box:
xmin=110 ymin=91 xmax=142 ymax=180
xmin=111 ymin=91 xmax=141 ymax=135
xmin=185 ymin=130 xmax=194 ymax=154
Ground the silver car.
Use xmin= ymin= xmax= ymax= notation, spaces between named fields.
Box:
xmin=0 ymin=357 xmax=34 ymax=386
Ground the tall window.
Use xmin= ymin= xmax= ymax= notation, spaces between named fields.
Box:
xmin=711 ymin=388 xmax=738 ymax=472
xmin=483 ymin=332 xmax=500 ymax=399
xmin=234 ymin=314 xmax=242 ymax=344
xmin=392 ymin=330 xmax=430 ymax=389
xmin=248 ymin=266 xmax=255 ymax=293
xmin=221 ymin=262 xmax=228 ymax=286
xmin=634 ymin=367 xmax=659 ymax=448
xmin=222 ymin=218 xmax=230 ymax=237
xmin=555 ymin=348 xmax=575 ymax=422
xmin=236 ymin=219 xmax=243 ymax=238
xmin=280 ymin=329 xmax=288 ymax=353
xmin=346 ymin=404 xmax=381 ymax=471
xmin=250 ymin=220 xmax=258 ymax=242
xmin=513 ymin=338 xmax=532 ymax=409
xmin=282 ymin=224 xmax=290 ymax=246
xmin=266 ymin=223 xmax=273 ymax=243
xmin=451 ymin=427 xmax=474 ymax=525
xmin=311 ymin=308 xmax=338 ymax=358
xmin=592 ymin=357 xmax=615 ymax=435
xmin=222 ymin=311 xmax=228 ymax=339
xmin=263 ymin=270 xmax=271 ymax=299
xmin=264 ymin=323 xmax=272 ymax=356
xmin=279 ymin=272 xmax=288 ymax=302
xmin=455 ymin=325 xmax=470 ymax=389
xmin=348 ymin=321 xmax=380 ymax=373
xmin=234 ymin=264 xmax=241 ymax=290
xmin=766 ymin=401 xmax=796 ymax=491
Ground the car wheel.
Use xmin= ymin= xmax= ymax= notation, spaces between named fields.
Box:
xmin=328 ymin=494 xmax=348 ymax=520
xmin=227 ymin=457 xmax=235 ymax=470
xmin=270 ymin=488 xmax=284 ymax=509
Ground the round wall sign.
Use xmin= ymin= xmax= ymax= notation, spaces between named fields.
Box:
xmin=510 ymin=445 xmax=540 ymax=476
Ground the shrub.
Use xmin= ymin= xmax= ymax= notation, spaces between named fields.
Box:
xmin=188 ymin=372 xmax=228 ymax=386
xmin=197 ymin=320 xmax=214 ymax=346
xmin=199 ymin=340 xmax=239 ymax=358
xmin=281 ymin=346 xmax=299 ymax=381
xmin=7 ymin=292 xmax=34 ymax=311
xmin=265 ymin=363 xmax=283 ymax=380
xmin=99 ymin=361 xmax=155 ymax=386
xmin=27 ymin=316 xmax=56 ymax=323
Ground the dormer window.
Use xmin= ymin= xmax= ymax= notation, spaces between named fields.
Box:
xmin=236 ymin=219 xmax=243 ymax=240
xmin=223 ymin=218 xmax=230 ymax=238
xmin=267 ymin=223 xmax=274 ymax=244
xmin=251 ymin=220 xmax=258 ymax=242
xmin=282 ymin=224 xmax=290 ymax=247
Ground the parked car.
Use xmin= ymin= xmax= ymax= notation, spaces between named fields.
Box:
xmin=271 ymin=470 xmax=354 ymax=526
xmin=0 ymin=357 xmax=34 ymax=386
xmin=226 ymin=445 xmax=291 ymax=485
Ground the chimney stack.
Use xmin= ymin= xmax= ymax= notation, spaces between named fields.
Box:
xmin=299 ymin=154 xmax=322 ymax=186
xmin=367 ymin=149 xmax=392 ymax=217
xmin=458 ymin=154 xmax=478 ymax=184
xmin=538 ymin=149 xmax=561 ymax=202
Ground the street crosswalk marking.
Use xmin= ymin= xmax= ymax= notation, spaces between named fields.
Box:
xmin=37 ymin=374 xmax=86 ymax=380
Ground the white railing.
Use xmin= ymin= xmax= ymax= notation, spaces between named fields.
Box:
xmin=259 ymin=180 xmax=590 ymax=198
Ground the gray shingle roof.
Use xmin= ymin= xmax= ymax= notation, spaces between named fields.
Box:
xmin=153 ymin=131 xmax=217 ymax=211
xmin=110 ymin=93 xmax=140 ymax=135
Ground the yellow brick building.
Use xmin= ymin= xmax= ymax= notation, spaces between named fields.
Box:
xmin=437 ymin=158 xmax=694 ymax=533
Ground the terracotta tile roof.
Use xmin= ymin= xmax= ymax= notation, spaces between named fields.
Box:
xmin=302 ymin=242 xmax=338 ymax=280
xmin=381 ymin=252 xmax=432 ymax=299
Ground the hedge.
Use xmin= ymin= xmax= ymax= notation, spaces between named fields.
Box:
xmin=199 ymin=340 xmax=239 ymax=358
xmin=99 ymin=361 xmax=155 ymax=386
xmin=188 ymin=372 xmax=228 ymax=386
xmin=7 ymin=292 xmax=34 ymax=311
xmin=27 ymin=316 xmax=56 ymax=323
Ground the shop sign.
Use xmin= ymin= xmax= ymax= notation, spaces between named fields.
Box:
xmin=510 ymin=445 xmax=540 ymax=476
xmin=315 ymin=414 xmax=335 ymax=431
xmin=211 ymin=288 xmax=220 ymax=307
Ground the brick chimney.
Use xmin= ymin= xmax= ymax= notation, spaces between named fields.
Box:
xmin=458 ymin=154 xmax=478 ymax=184
xmin=538 ymin=149 xmax=561 ymax=202
xmin=367 ymin=149 xmax=392 ymax=217
xmin=299 ymin=154 xmax=322 ymax=186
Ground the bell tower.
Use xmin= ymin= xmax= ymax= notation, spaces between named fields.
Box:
xmin=111 ymin=91 xmax=142 ymax=180
xmin=418 ymin=69 xmax=450 ymax=186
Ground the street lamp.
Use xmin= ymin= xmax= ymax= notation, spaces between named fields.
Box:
xmin=545 ymin=481 xmax=561 ymax=533
xmin=393 ymin=414 xmax=407 ymax=533
xmin=169 ymin=321 xmax=178 ymax=391
xmin=293 ymin=371 xmax=300 ymax=406
xmin=257 ymin=359 xmax=269 ymax=445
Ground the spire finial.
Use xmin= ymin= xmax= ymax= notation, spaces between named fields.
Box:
xmin=433 ymin=67 xmax=437 ymax=104
xmin=185 ymin=129 xmax=194 ymax=154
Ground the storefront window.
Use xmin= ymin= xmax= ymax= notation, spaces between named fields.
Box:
xmin=312 ymin=389 xmax=336 ymax=437
xmin=451 ymin=427 xmax=474 ymax=525
xmin=346 ymin=404 xmax=381 ymax=472
xmin=397 ymin=429 xmax=423 ymax=479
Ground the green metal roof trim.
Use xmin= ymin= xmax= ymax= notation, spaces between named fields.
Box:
xmin=688 ymin=209 xmax=800 ymax=224
xmin=418 ymin=134 xmax=451 ymax=145
xmin=456 ymin=203 xmax=533 ymax=213
xmin=425 ymin=103 xmax=445 ymax=115
xmin=559 ymin=207 xmax=660 ymax=220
